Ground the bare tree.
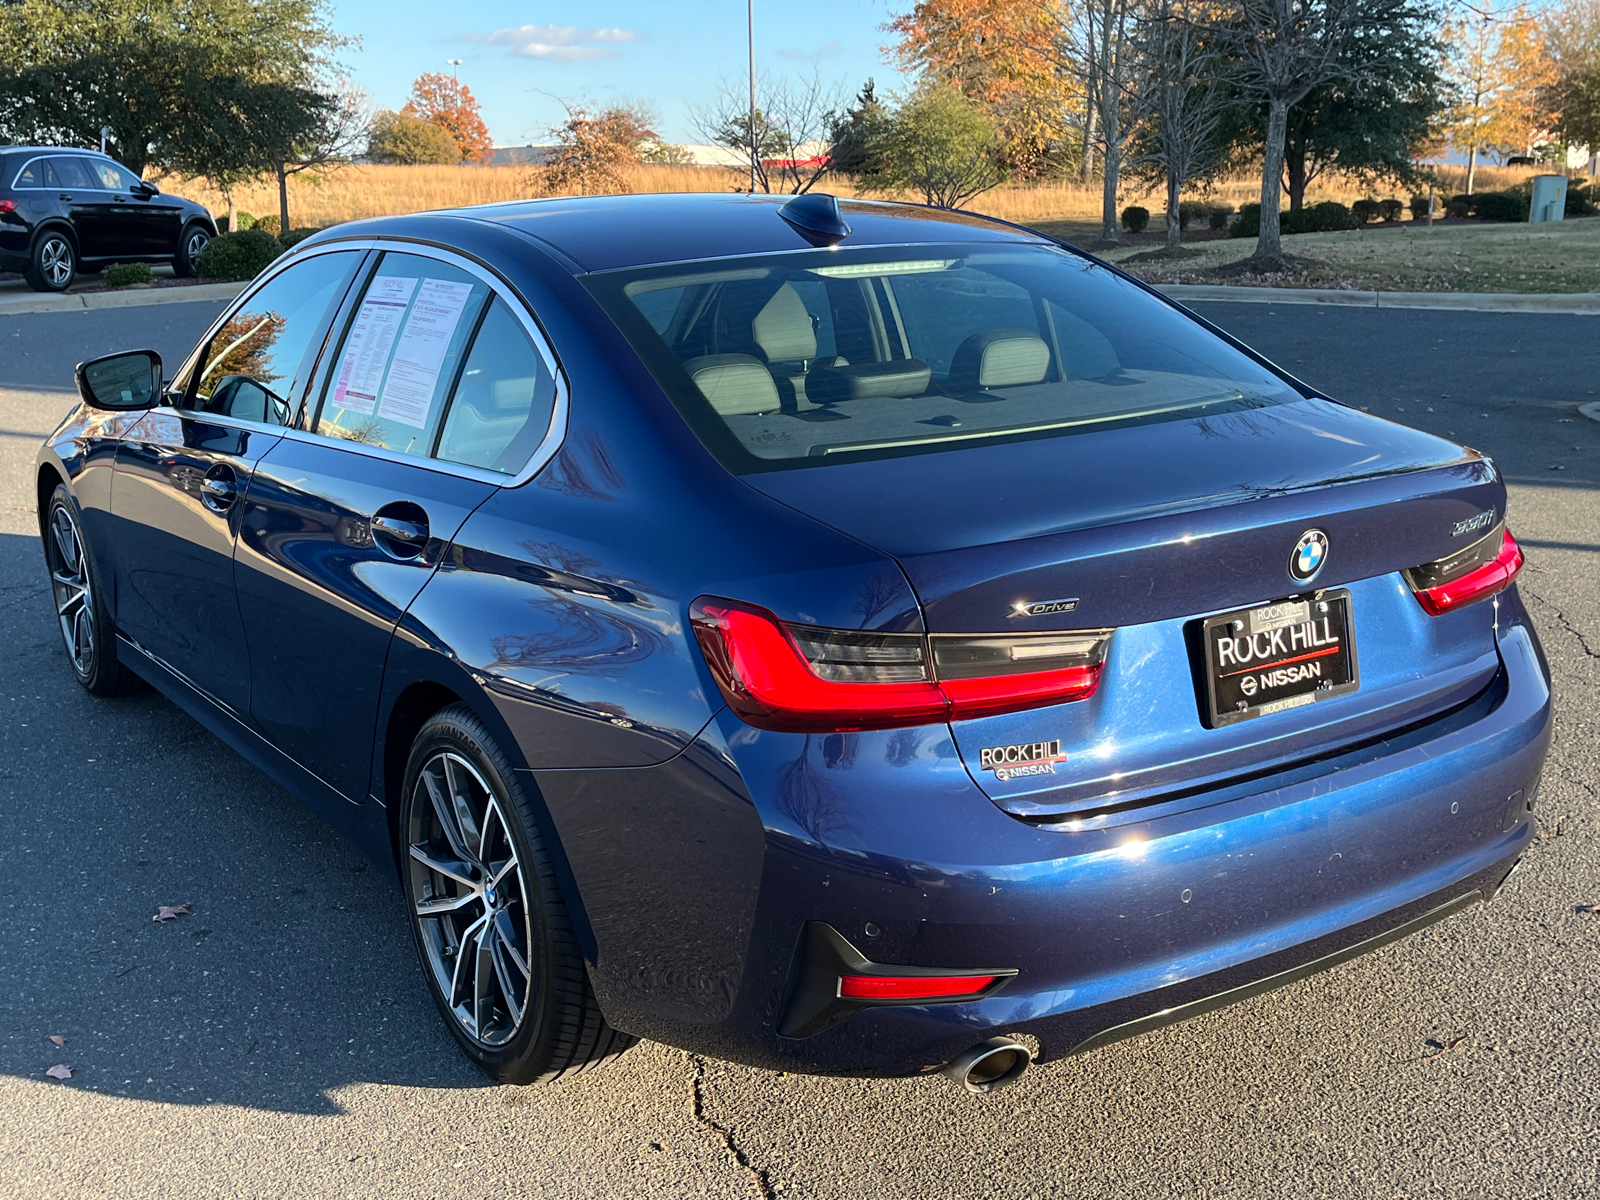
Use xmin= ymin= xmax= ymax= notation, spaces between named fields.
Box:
xmin=1127 ymin=0 xmax=1230 ymax=251
xmin=1206 ymin=0 xmax=1405 ymax=267
xmin=694 ymin=73 xmax=843 ymax=194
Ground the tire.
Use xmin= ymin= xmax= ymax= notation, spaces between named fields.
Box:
xmin=400 ymin=704 xmax=636 ymax=1084
xmin=24 ymin=230 xmax=75 ymax=292
xmin=42 ymin=484 xmax=143 ymax=696
xmin=174 ymin=223 xmax=210 ymax=278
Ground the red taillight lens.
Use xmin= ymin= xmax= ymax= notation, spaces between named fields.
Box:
xmin=838 ymin=973 xmax=1002 ymax=1001
xmin=0 ymin=199 xmax=16 ymax=215
xmin=1405 ymin=526 xmax=1523 ymax=616
xmin=690 ymin=597 xmax=1111 ymax=732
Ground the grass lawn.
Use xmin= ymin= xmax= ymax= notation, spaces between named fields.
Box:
xmin=1028 ymin=216 xmax=1600 ymax=293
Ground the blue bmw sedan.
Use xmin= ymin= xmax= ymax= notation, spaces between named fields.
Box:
xmin=36 ymin=193 xmax=1549 ymax=1093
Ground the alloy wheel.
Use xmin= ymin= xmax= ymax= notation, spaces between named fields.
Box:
xmin=185 ymin=229 xmax=209 ymax=261
xmin=40 ymin=236 xmax=73 ymax=287
xmin=407 ymin=751 xmax=535 ymax=1047
xmin=48 ymin=503 xmax=95 ymax=676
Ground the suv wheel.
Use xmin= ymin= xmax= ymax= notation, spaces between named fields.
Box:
xmin=42 ymin=484 xmax=143 ymax=695
xmin=174 ymin=224 xmax=211 ymax=278
xmin=25 ymin=231 xmax=75 ymax=292
xmin=400 ymin=705 xmax=636 ymax=1084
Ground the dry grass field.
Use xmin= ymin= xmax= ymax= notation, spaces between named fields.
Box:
xmin=151 ymin=161 xmax=1576 ymax=232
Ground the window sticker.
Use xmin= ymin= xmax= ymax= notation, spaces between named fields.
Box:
xmin=376 ymin=278 xmax=476 ymax=429
xmin=331 ymin=276 xmax=417 ymax=416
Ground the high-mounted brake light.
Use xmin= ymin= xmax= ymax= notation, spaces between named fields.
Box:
xmin=689 ymin=597 xmax=1111 ymax=733
xmin=838 ymin=973 xmax=1002 ymax=1001
xmin=1405 ymin=525 xmax=1523 ymax=616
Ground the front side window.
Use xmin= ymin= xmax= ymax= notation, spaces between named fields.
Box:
xmin=586 ymin=244 xmax=1304 ymax=472
xmin=88 ymin=159 xmax=141 ymax=191
xmin=186 ymin=250 xmax=361 ymax=425
xmin=314 ymin=253 xmax=488 ymax=458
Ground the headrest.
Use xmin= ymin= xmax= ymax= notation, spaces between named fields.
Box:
xmin=948 ymin=330 xmax=1051 ymax=391
xmin=683 ymin=354 xmax=780 ymax=416
xmin=752 ymin=284 xmax=817 ymax=362
xmin=804 ymin=359 xmax=931 ymax=405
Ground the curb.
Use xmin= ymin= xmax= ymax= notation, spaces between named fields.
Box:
xmin=0 ymin=281 xmax=247 ymax=317
xmin=1155 ymin=283 xmax=1600 ymax=315
xmin=1580 ymin=402 xmax=1600 ymax=423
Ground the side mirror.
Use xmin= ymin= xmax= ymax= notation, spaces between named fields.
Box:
xmin=76 ymin=350 xmax=163 ymax=411
xmin=133 ymin=181 xmax=159 ymax=198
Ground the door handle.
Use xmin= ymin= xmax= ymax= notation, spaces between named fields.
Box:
xmin=200 ymin=470 xmax=238 ymax=513
xmin=58 ymin=193 xmax=73 ymax=201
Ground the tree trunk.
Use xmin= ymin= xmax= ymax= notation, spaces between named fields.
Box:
xmin=277 ymin=165 xmax=291 ymax=235
xmin=1100 ymin=122 xmax=1120 ymax=243
xmin=1465 ymin=145 xmax=1477 ymax=195
xmin=1284 ymin=123 xmax=1308 ymax=213
xmin=1081 ymin=100 xmax=1098 ymax=182
xmin=1167 ymin=168 xmax=1182 ymax=251
xmin=1253 ymin=98 xmax=1289 ymax=266
xmin=225 ymin=193 xmax=237 ymax=234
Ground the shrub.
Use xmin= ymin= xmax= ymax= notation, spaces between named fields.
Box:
xmin=1474 ymin=191 xmax=1527 ymax=222
xmin=367 ymin=109 xmax=461 ymax=165
xmin=255 ymin=213 xmax=282 ymax=236
xmin=1231 ymin=202 xmax=1261 ymax=238
xmin=1564 ymin=181 xmax=1595 ymax=216
xmin=1379 ymin=199 xmax=1404 ymax=223
xmin=1121 ymin=205 xmax=1150 ymax=233
xmin=278 ymin=227 xmax=322 ymax=250
xmin=1448 ymin=195 xmax=1471 ymax=218
xmin=1408 ymin=194 xmax=1432 ymax=221
xmin=1351 ymin=198 xmax=1381 ymax=224
xmin=104 ymin=262 xmax=153 ymax=288
xmin=217 ymin=211 xmax=255 ymax=234
xmin=1209 ymin=208 xmax=1230 ymax=230
xmin=194 ymin=229 xmax=284 ymax=281
xmin=1177 ymin=201 xmax=1204 ymax=230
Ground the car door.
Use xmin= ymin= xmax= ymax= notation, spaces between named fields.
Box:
xmin=232 ymin=246 xmax=561 ymax=804
xmin=86 ymin=157 xmax=182 ymax=257
xmin=110 ymin=248 xmax=366 ymax=713
xmin=45 ymin=156 xmax=111 ymax=258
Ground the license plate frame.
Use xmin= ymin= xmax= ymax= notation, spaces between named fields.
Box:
xmin=1200 ymin=590 xmax=1360 ymax=728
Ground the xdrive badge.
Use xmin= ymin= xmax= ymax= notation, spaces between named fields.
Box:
xmin=979 ymin=740 xmax=1067 ymax=781
xmin=1009 ymin=597 xmax=1079 ymax=619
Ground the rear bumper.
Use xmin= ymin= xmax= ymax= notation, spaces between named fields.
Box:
xmin=538 ymin=612 xmax=1550 ymax=1076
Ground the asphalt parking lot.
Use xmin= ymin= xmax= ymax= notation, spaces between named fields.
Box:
xmin=1 ymin=297 xmax=1596 ymax=1200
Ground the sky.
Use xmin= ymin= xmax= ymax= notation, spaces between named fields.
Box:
xmin=327 ymin=0 xmax=914 ymax=147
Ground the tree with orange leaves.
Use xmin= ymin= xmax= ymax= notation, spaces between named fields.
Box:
xmin=884 ymin=0 xmax=1081 ymax=177
xmin=1443 ymin=3 xmax=1560 ymax=191
xmin=403 ymin=71 xmax=493 ymax=164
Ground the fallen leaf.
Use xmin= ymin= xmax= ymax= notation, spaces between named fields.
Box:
xmin=48 ymin=1035 xmax=65 ymax=1047
xmin=1577 ymin=904 xmax=1600 ymax=915
xmin=152 ymin=904 xmax=191 ymax=923
xmin=1420 ymin=1033 xmax=1468 ymax=1063
xmin=45 ymin=1064 xmax=73 ymax=1081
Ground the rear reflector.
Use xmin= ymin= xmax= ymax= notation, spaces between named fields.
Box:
xmin=838 ymin=973 xmax=1002 ymax=1001
xmin=690 ymin=597 xmax=1112 ymax=732
xmin=1405 ymin=526 xmax=1523 ymax=616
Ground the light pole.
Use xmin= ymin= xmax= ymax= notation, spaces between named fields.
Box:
xmin=747 ymin=0 xmax=757 ymax=193
xmin=447 ymin=58 xmax=463 ymax=81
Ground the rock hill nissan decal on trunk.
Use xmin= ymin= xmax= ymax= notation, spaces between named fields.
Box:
xmin=979 ymin=739 xmax=1069 ymax=781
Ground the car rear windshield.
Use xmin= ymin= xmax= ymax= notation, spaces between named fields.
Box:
xmin=584 ymin=243 xmax=1305 ymax=473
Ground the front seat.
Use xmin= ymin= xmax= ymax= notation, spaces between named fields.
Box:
xmin=947 ymin=329 xmax=1052 ymax=394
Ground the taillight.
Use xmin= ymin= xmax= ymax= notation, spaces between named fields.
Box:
xmin=689 ymin=597 xmax=1112 ymax=732
xmin=1404 ymin=525 xmax=1523 ymax=616
xmin=0 ymin=199 xmax=16 ymax=215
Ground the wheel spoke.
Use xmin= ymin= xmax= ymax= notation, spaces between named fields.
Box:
xmin=492 ymin=909 xmax=530 ymax=979
xmin=490 ymin=933 xmax=526 ymax=1022
xmin=472 ymin=922 xmax=496 ymax=1035
xmin=422 ymin=768 xmax=474 ymax=864
xmin=442 ymin=757 xmax=483 ymax=853
xmin=414 ymin=888 xmax=479 ymax=917
xmin=490 ymin=855 xmax=518 ymax=886
xmin=448 ymin=912 xmax=489 ymax=1017
xmin=408 ymin=842 xmax=477 ymax=888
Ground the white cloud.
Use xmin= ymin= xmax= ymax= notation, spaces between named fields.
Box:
xmin=464 ymin=24 xmax=640 ymax=61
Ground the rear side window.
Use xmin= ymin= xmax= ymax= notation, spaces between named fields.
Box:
xmin=12 ymin=159 xmax=43 ymax=188
xmin=315 ymin=253 xmax=488 ymax=458
xmin=185 ymin=250 xmax=362 ymax=425
xmin=49 ymin=156 xmax=96 ymax=189
xmin=587 ymin=245 xmax=1303 ymax=471
xmin=434 ymin=299 xmax=558 ymax=474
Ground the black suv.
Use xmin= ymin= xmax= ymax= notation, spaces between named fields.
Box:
xmin=0 ymin=146 xmax=217 ymax=292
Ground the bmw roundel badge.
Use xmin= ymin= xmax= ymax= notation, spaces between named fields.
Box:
xmin=1288 ymin=529 xmax=1329 ymax=583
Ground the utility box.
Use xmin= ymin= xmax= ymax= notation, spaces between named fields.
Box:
xmin=1530 ymin=175 xmax=1567 ymax=223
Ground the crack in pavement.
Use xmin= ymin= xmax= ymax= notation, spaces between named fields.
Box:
xmin=688 ymin=1054 xmax=776 ymax=1199
xmin=1523 ymin=588 xmax=1600 ymax=661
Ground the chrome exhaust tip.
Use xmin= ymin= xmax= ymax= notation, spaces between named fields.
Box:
xmin=942 ymin=1036 xmax=1033 ymax=1094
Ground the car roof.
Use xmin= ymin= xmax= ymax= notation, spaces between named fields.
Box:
xmin=417 ymin=193 xmax=1047 ymax=274
xmin=2 ymin=146 xmax=115 ymax=159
